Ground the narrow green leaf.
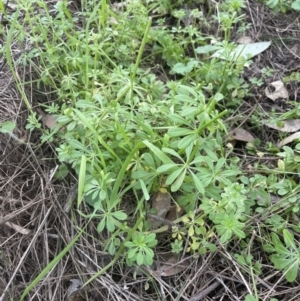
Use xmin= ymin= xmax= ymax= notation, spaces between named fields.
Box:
xmin=139 ymin=179 xmax=150 ymax=200
xmin=215 ymin=157 xmax=226 ymax=173
xmin=178 ymin=134 xmax=196 ymax=150
xmin=168 ymin=128 xmax=194 ymax=137
xmin=233 ymin=228 xmax=245 ymax=239
xmin=283 ymin=229 xmax=296 ymax=249
xmin=108 ymin=241 xmax=116 ymax=255
xmin=143 ymin=140 xmax=173 ymax=164
xmin=106 ymin=216 xmax=115 ymax=232
xmin=171 ymin=169 xmax=186 ymax=192
xmin=78 ymin=155 xmax=86 ymax=207
xmin=127 ymin=248 xmax=137 ymax=259
xmin=97 ymin=219 xmax=106 ymax=232
xmin=20 ymin=226 xmax=86 ymax=301
xmin=0 ymin=0 xmax=6 ymax=15
xmin=112 ymin=211 xmax=127 ymax=220
xmin=220 ymin=230 xmax=232 ymax=243
xmin=156 ymin=163 xmax=177 ymax=173
xmin=191 ymin=172 xmax=204 ymax=194
xmin=162 ymin=147 xmax=183 ymax=160
xmin=166 ymin=167 xmax=184 ymax=186
xmin=131 ymin=170 xmax=152 ymax=179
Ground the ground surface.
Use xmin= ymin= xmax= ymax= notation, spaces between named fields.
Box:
xmin=1 ymin=1 xmax=300 ymax=301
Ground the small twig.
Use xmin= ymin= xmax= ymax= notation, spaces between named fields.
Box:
xmin=190 ymin=280 xmax=221 ymax=301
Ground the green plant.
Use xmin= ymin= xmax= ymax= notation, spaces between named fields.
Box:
xmin=5 ymin=0 xmax=272 ymax=282
xmin=263 ymin=229 xmax=300 ymax=282
xmin=124 ymin=232 xmax=158 ymax=266
xmin=263 ymin=0 xmax=300 ymax=12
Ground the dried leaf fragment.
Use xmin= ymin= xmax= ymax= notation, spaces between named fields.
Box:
xmin=149 ymin=190 xmax=171 ymax=229
xmin=67 ymin=279 xmax=83 ymax=298
xmin=166 ymin=205 xmax=185 ymax=221
xmin=230 ymin=127 xmax=255 ymax=142
xmin=155 ymin=255 xmax=190 ymax=276
xmin=265 ymin=119 xmax=300 ymax=133
xmin=265 ymin=80 xmax=288 ymax=101
xmin=277 ymin=132 xmax=300 ymax=148
xmin=42 ymin=114 xmax=58 ymax=129
xmin=236 ymin=36 xmax=252 ymax=44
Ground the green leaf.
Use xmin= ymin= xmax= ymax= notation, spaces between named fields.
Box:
xmin=263 ymin=244 xmax=276 ymax=253
xmin=156 ymin=163 xmax=177 ymax=173
xmin=274 ymin=243 xmax=289 ymax=255
xmin=136 ymin=251 xmax=144 ymax=265
xmin=212 ymin=41 xmax=271 ymax=61
xmin=178 ymin=134 xmax=196 ymax=149
xmin=144 ymin=233 xmax=156 ymax=244
xmin=108 ymin=240 xmax=116 ymax=255
xmin=270 ymin=255 xmax=292 ymax=270
xmin=171 ymin=60 xmax=199 ymax=75
xmin=215 ymin=157 xmax=226 ymax=173
xmin=124 ymin=241 xmax=135 ymax=248
xmin=20 ymin=226 xmax=86 ymax=301
xmin=127 ymin=247 xmax=137 ymax=259
xmin=0 ymin=121 xmax=16 ymax=133
xmin=162 ymin=147 xmax=183 ymax=159
xmin=196 ymin=45 xmax=220 ymax=54
xmin=97 ymin=219 xmax=106 ymax=232
xmin=0 ymin=0 xmax=6 ymax=14
xmin=139 ymin=179 xmax=150 ymax=200
xmin=271 ymin=232 xmax=282 ymax=245
xmin=233 ymin=228 xmax=245 ymax=239
xmin=106 ymin=216 xmax=116 ymax=232
xmin=283 ymin=229 xmax=296 ymax=249
xmin=78 ymin=155 xmax=86 ymax=207
xmin=292 ymin=0 xmax=300 ymax=10
xmin=245 ymin=295 xmax=257 ymax=301
xmin=166 ymin=167 xmax=185 ymax=186
xmin=191 ymin=172 xmax=205 ymax=194
xmin=112 ymin=211 xmax=127 ymax=220
xmin=220 ymin=230 xmax=232 ymax=243
xmin=131 ymin=170 xmax=152 ymax=179
xmin=143 ymin=140 xmax=174 ymax=164
xmin=171 ymin=169 xmax=187 ymax=192
xmin=285 ymin=261 xmax=299 ymax=282
xmin=168 ymin=128 xmax=194 ymax=137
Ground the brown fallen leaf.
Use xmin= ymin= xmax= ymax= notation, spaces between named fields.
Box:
xmin=265 ymin=80 xmax=288 ymax=101
xmin=230 ymin=127 xmax=255 ymax=142
xmin=155 ymin=254 xmax=190 ymax=277
xmin=42 ymin=114 xmax=58 ymax=129
xmin=149 ymin=189 xmax=171 ymax=229
xmin=277 ymin=132 xmax=300 ymax=148
xmin=236 ymin=36 xmax=252 ymax=44
xmin=265 ymin=119 xmax=300 ymax=133
xmin=166 ymin=205 xmax=185 ymax=221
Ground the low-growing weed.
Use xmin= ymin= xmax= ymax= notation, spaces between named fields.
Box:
xmin=4 ymin=0 xmax=300 ymax=291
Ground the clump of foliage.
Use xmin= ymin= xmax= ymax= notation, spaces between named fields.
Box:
xmin=262 ymin=0 xmax=300 ymax=12
xmin=3 ymin=0 xmax=300 ymax=291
